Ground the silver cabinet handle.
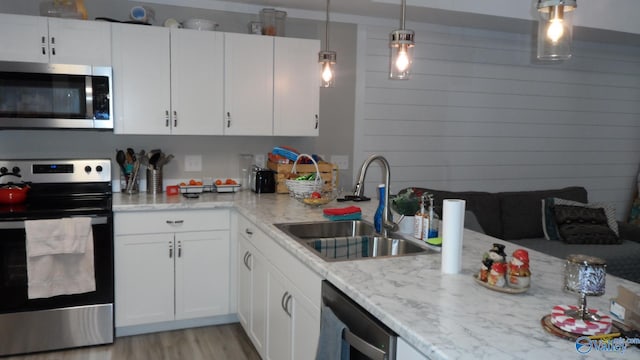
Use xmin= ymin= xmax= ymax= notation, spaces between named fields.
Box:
xmin=226 ymin=112 xmax=231 ymax=127
xmin=169 ymin=242 xmax=173 ymax=258
xmin=246 ymin=253 xmax=252 ymax=270
xmin=343 ymin=330 xmax=387 ymax=360
xmin=173 ymin=110 xmax=178 ymax=127
xmin=50 ymin=37 xmax=55 ymax=56
xmin=284 ymin=293 xmax=292 ymax=317
xmin=243 ymin=251 xmax=252 ymax=271
xmin=165 ymin=110 xmax=170 ymax=127
xmin=315 ymin=114 xmax=319 ymax=129
xmin=281 ymin=292 xmax=292 ymax=317
xmin=281 ymin=291 xmax=289 ymax=315
xmin=177 ymin=240 xmax=182 ymax=257
xmin=245 ymin=228 xmax=253 ymax=236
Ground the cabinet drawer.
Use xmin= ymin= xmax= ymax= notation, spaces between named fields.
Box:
xmin=238 ymin=214 xmax=269 ymax=244
xmin=115 ymin=209 xmax=230 ymax=235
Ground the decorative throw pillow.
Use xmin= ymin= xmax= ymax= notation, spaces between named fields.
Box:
xmin=541 ymin=197 xmax=619 ymax=240
xmin=553 ymin=205 xmax=621 ymax=245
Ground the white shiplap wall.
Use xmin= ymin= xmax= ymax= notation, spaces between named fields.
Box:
xmin=353 ymin=23 xmax=640 ymax=219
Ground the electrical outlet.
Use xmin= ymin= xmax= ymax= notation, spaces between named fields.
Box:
xmin=184 ymin=155 xmax=202 ymax=172
xmin=331 ymin=155 xmax=349 ymax=170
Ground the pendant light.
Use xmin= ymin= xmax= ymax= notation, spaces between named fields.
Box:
xmin=389 ymin=0 xmax=414 ymax=80
xmin=319 ymin=0 xmax=336 ymax=87
xmin=536 ymin=0 xmax=577 ymax=60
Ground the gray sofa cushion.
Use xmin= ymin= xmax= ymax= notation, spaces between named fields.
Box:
xmin=498 ymin=187 xmax=588 ymax=240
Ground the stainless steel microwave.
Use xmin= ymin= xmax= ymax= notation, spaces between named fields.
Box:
xmin=0 ymin=61 xmax=112 ymax=130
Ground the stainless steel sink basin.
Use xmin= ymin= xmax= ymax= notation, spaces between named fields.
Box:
xmin=276 ymin=220 xmax=376 ymax=239
xmin=274 ymin=220 xmax=433 ymax=262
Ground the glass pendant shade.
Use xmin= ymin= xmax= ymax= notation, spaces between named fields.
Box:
xmin=389 ymin=30 xmax=415 ymax=79
xmin=319 ymin=0 xmax=336 ymax=87
xmin=537 ymin=0 xmax=576 ymax=60
xmin=389 ymin=0 xmax=414 ymax=80
xmin=319 ymin=50 xmax=336 ymax=88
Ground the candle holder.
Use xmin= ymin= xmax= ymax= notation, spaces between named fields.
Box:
xmin=563 ymin=254 xmax=606 ymax=321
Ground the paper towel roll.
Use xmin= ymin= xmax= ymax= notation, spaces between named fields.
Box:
xmin=441 ymin=199 xmax=466 ymax=274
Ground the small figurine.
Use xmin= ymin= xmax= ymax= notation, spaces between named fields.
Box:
xmin=479 ymin=257 xmax=493 ymax=282
xmin=507 ymin=249 xmax=531 ymax=289
xmin=489 ymin=243 xmax=507 ymax=262
xmin=487 ymin=262 xmax=507 ymax=287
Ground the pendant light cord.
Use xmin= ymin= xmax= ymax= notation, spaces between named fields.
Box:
xmin=324 ymin=0 xmax=331 ymax=51
xmin=400 ymin=0 xmax=406 ymax=30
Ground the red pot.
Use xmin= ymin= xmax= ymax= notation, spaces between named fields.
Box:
xmin=0 ymin=184 xmax=30 ymax=204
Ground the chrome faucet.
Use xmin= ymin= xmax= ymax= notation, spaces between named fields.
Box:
xmin=353 ymin=154 xmax=398 ymax=237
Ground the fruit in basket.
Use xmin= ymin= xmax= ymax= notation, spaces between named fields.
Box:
xmin=311 ymin=191 xmax=322 ymax=199
xmin=215 ymin=179 xmax=222 ymax=185
xmin=225 ymin=178 xmax=237 ymax=185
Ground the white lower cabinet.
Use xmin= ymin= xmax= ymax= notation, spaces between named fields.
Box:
xmin=115 ymin=209 xmax=231 ymax=328
xmin=236 ymin=213 xmax=321 ymax=360
xmin=237 ymin=235 xmax=268 ymax=356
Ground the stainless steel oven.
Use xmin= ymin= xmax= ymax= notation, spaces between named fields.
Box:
xmin=0 ymin=61 xmax=112 ymax=129
xmin=0 ymin=159 xmax=114 ymax=356
xmin=322 ymin=281 xmax=397 ymax=360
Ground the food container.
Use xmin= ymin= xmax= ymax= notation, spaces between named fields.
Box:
xmin=183 ymin=18 xmax=218 ymax=31
xmin=260 ymin=8 xmax=286 ymax=36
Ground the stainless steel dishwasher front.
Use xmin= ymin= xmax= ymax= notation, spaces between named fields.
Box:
xmin=321 ymin=281 xmax=397 ymax=360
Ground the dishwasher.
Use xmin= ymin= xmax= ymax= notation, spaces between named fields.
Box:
xmin=321 ymin=281 xmax=397 ymax=360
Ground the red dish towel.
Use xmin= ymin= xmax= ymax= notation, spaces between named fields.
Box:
xmin=323 ymin=206 xmax=362 ymax=216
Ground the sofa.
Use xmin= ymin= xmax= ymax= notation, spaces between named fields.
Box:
xmin=401 ymin=186 xmax=640 ymax=283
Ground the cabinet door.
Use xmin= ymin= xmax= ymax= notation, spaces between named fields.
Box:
xmin=112 ymin=23 xmax=171 ymax=134
xmin=291 ymin=290 xmax=320 ymax=360
xmin=115 ymin=233 xmax=175 ymax=327
xmin=266 ymin=268 xmax=293 ymax=360
xmin=223 ymin=33 xmax=273 ymax=135
xmin=273 ymin=37 xmax=320 ymax=136
xmin=237 ymin=236 xmax=252 ymax=330
xmin=47 ymin=18 xmax=111 ymax=66
xmin=249 ymin=244 xmax=268 ymax=357
xmin=175 ymin=230 xmax=230 ymax=320
xmin=170 ymin=29 xmax=224 ymax=135
xmin=0 ymin=14 xmax=49 ymax=63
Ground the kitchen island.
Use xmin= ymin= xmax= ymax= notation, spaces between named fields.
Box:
xmin=114 ymin=191 xmax=640 ymax=359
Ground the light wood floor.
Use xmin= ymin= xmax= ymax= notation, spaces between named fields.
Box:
xmin=5 ymin=323 xmax=261 ymax=360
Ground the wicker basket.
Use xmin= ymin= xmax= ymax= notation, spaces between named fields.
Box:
xmin=285 ymin=154 xmax=323 ymax=199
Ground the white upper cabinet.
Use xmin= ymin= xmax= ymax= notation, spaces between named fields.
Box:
xmin=224 ymin=33 xmax=321 ymax=136
xmin=112 ymin=24 xmax=223 ymax=135
xmin=223 ymin=33 xmax=274 ymax=136
xmin=170 ymin=29 xmax=224 ymax=135
xmin=112 ymin=23 xmax=171 ymax=134
xmin=0 ymin=14 xmax=111 ymax=66
xmin=274 ymin=37 xmax=320 ymax=136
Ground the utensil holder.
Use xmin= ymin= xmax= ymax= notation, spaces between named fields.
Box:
xmin=147 ymin=169 xmax=163 ymax=194
xmin=120 ymin=171 xmax=139 ymax=194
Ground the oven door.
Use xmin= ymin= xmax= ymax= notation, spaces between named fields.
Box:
xmin=0 ymin=214 xmax=114 ymax=356
xmin=0 ymin=215 xmax=113 ymax=313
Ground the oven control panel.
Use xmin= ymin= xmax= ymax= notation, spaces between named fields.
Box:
xmin=0 ymin=159 xmax=111 ymax=183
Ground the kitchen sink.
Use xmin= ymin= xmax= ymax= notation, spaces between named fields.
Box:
xmin=275 ymin=220 xmax=376 ymax=239
xmin=274 ymin=220 xmax=433 ymax=262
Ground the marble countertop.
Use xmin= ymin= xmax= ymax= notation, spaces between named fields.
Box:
xmin=114 ymin=191 xmax=640 ymax=359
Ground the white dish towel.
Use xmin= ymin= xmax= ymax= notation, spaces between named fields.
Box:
xmin=25 ymin=217 xmax=96 ymax=299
